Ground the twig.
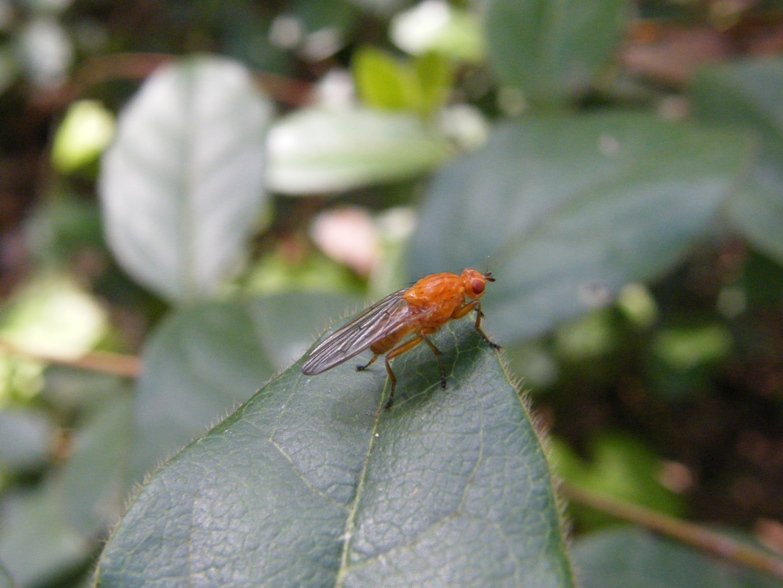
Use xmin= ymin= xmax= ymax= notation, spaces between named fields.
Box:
xmin=0 ymin=337 xmax=141 ymax=378
xmin=561 ymin=482 xmax=783 ymax=580
xmin=37 ymin=52 xmax=314 ymax=111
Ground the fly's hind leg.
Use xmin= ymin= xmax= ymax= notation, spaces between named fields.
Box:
xmin=356 ymin=354 xmax=379 ymax=371
xmin=421 ymin=335 xmax=446 ymax=389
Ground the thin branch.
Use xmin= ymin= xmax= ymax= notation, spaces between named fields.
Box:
xmin=38 ymin=52 xmax=314 ymax=111
xmin=561 ymin=482 xmax=783 ymax=581
xmin=0 ymin=337 xmax=141 ymax=379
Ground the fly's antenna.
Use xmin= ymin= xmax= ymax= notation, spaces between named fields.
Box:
xmin=483 ymin=257 xmax=495 ymax=282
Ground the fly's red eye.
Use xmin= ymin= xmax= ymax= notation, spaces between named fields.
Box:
xmin=471 ymin=278 xmax=485 ymax=295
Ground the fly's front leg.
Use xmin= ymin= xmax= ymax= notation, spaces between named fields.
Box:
xmin=473 ymin=302 xmax=501 ymax=349
xmin=452 ymin=301 xmax=501 ymax=350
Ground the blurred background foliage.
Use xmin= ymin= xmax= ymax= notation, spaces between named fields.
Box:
xmin=0 ymin=0 xmax=781 ymax=585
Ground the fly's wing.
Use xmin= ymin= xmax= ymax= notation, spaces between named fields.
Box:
xmin=301 ymin=288 xmax=411 ymax=375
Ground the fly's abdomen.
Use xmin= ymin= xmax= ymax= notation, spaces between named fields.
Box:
xmin=369 ymin=326 xmax=410 ymax=355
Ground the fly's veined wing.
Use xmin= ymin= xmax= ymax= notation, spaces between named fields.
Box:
xmin=301 ymin=288 xmax=411 ymax=375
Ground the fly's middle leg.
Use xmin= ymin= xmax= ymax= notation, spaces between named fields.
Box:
xmin=382 ymin=335 xmax=424 ymax=409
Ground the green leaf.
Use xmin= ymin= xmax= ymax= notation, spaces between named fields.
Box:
xmin=485 ymin=0 xmax=628 ymax=106
xmin=692 ymin=58 xmax=783 ymax=160
xmin=97 ymin=320 xmax=573 ymax=587
xmin=266 ymin=107 xmax=453 ymax=194
xmin=129 ymin=293 xmax=360 ymax=483
xmin=51 ymin=99 xmax=115 ymax=173
xmin=550 ymin=434 xmax=683 ymax=530
xmin=99 ymin=55 xmax=273 ymax=302
xmin=352 ymin=47 xmax=453 ymax=115
xmin=408 ymin=112 xmax=750 ymax=343
xmin=691 ymin=58 xmax=783 ymax=264
xmin=414 ymin=52 xmax=453 ymax=115
xmin=572 ymin=528 xmax=782 ymax=588
xmin=725 ymin=163 xmax=783 ymax=264
xmin=59 ymin=396 xmax=133 ymax=537
xmin=353 ymin=46 xmax=416 ymax=111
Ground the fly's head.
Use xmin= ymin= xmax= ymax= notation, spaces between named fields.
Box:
xmin=461 ymin=268 xmax=495 ymax=300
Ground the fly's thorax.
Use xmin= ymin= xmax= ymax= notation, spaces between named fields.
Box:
xmin=404 ymin=272 xmax=464 ymax=308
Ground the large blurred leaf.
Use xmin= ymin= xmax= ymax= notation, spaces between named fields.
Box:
xmin=266 ymin=107 xmax=453 ymax=194
xmin=485 ymin=0 xmax=628 ymax=106
xmin=97 ymin=320 xmax=573 ymax=587
xmin=572 ymin=528 xmax=782 ymax=588
xmin=408 ymin=112 xmax=750 ymax=343
xmin=0 ymin=488 xmax=86 ymax=587
xmin=0 ymin=397 xmax=132 ymax=587
xmin=724 ymin=163 xmax=783 ymax=265
xmin=129 ymin=292 xmax=358 ymax=483
xmin=692 ymin=58 xmax=783 ymax=160
xmin=0 ymin=562 xmax=13 ymax=588
xmin=100 ymin=55 xmax=273 ymax=302
xmin=691 ymin=58 xmax=783 ymax=264
xmin=0 ymin=409 xmax=53 ymax=472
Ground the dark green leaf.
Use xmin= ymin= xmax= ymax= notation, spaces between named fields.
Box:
xmin=485 ymin=0 xmax=628 ymax=105
xmin=100 ymin=55 xmax=273 ymax=302
xmin=0 ymin=398 xmax=132 ymax=587
xmin=0 ymin=409 xmax=53 ymax=472
xmin=408 ymin=112 xmax=750 ymax=343
xmin=572 ymin=528 xmax=782 ymax=588
xmin=0 ymin=488 xmax=87 ymax=587
xmin=129 ymin=293 xmax=359 ymax=483
xmin=692 ymin=58 xmax=783 ymax=160
xmin=97 ymin=320 xmax=573 ymax=587
xmin=692 ymin=58 xmax=783 ymax=264
xmin=60 ymin=397 xmax=133 ymax=537
xmin=726 ymin=163 xmax=783 ymax=264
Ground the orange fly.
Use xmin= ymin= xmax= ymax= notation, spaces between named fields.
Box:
xmin=301 ymin=268 xmax=500 ymax=409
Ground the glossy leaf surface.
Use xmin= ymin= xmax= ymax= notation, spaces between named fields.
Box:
xmin=97 ymin=320 xmax=573 ymax=587
xmin=129 ymin=293 xmax=358 ymax=484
